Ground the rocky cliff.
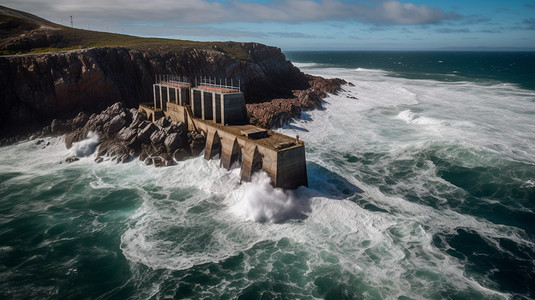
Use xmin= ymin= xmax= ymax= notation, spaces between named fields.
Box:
xmin=0 ymin=5 xmax=345 ymax=142
xmin=0 ymin=44 xmax=309 ymax=131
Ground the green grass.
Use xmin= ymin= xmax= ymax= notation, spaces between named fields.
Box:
xmin=1 ymin=7 xmax=253 ymax=61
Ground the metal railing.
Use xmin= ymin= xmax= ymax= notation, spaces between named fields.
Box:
xmin=154 ymin=74 xmax=241 ymax=93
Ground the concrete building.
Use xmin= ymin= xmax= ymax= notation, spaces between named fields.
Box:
xmin=191 ymin=84 xmax=247 ymax=125
xmin=153 ymin=79 xmax=190 ymax=111
xmin=140 ymin=76 xmax=308 ymax=189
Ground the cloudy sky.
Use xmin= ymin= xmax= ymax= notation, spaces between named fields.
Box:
xmin=4 ymin=0 xmax=535 ymax=50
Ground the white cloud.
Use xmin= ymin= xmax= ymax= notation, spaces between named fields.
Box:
xmin=4 ymin=0 xmax=458 ymax=25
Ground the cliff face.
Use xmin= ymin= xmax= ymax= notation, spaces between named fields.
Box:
xmin=0 ymin=43 xmax=309 ymax=133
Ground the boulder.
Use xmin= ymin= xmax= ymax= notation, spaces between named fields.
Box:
xmin=104 ymin=114 xmax=126 ymax=135
xmin=164 ymin=133 xmax=183 ymax=153
xmin=173 ymin=148 xmax=189 ymax=161
xmin=96 ymin=140 xmax=129 ymax=161
xmin=137 ymin=123 xmax=157 ymax=143
xmin=152 ymin=156 xmax=164 ymax=167
xmin=65 ymin=156 xmax=79 ymax=163
xmin=104 ymin=102 xmax=125 ymax=116
xmin=50 ymin=119 xmax=69 ymax=133
xmin=190 ymin=134 xmax=206 ymax=156
xmin=72 ymin=112 xmax=89 ymax=129
xmin=150 ymin=130 xmax=166 ymax=145
xmin=155 ymin=117 xmax=170 ymax=128
xmin=130 ymin=110 xmax=147 ymax=128
xmin=117 ymin=127 xmax=137 ymax=141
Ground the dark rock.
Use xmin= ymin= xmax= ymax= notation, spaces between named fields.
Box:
xmin=104 ymin=102 xmax=125 ymax=116
xmin=35 ymin=139 xmax=44 ymax=145
xmin=117 ymin=127 xmax=137 ymax=141
xmin=64 ymin=129 xmax=88 ymax=149
xmin=246 ymin=75 xmax=346 ymax=128
xmin=104 ymin=114 xmax=126 ymax=135
xmin=173 ymin=148 xmax=189 ymax=161
xmin=160 ymin=153 xmax=175 ymax=166
xmin=153 ymin=156 xmax=164 ymax=167
xmin=72 ymin=112 xmax=89 ymax=129
xmin=51 ymin=119 xmax=69 ymax=133
xmin=150 ymin=130 xmax=166 ymax=145
xmin=176 ymin=122 xmax=187 ymax=134
xmin=130 ymin=110 xmax=147 ymax=128
xmin=96 ymin=140 xmax=129 ymax=162
xmin=137 ymin=123 xmax=157 ymax=143
xmin=139 ymin=151 xmax=148 ymax=162
xmin=190 ymin=134 xmax=206 ymax=156
xmin=144 ymin=157 xmax=153 ymax=165
xmin=155 ymin=117 xmax=170 ymax=128
xmin=164 ymin=133 xmax=183 ymax=153
xmin=65 ymin=156 xmax=79 ymax=163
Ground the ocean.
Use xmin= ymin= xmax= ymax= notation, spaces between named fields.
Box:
xmin=1 ymin=51 xmax=534 ymax=299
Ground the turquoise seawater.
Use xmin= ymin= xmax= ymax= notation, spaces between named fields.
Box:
xmin=1 ymin=51 xmax=535 ymax=299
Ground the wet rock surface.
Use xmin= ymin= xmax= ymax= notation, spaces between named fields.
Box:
xmin=22 ymin=102 xmax=205 ymax=166
xmin=246 ymin=75 xmax=346 ymax=128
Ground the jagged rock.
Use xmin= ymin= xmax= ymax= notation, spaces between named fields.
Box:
xmin=173 ymin=148 xmax=189 ymax=161
xmin=190 ymin=133 xmax=206 ymax=156
xmin=72 ymin=112 xmax=89 ymax=129
xmin=104 ymin=114 xmax=126 ymax=135
xmin=137 ymin=123 xmax=157 ymax=143
xmin=150 ymin=130 xmax=166 ymax=145
xmin=176 ymin=122 xmax=187 ymax=133
xmin=246 ymin=75 xmax=346 ymax=128
xmin=155 ymin=117 xmax=170 ymax=128
xmin=144 ymin=157 xmax=153 ymax=165
xmin=50 ymin=119 xmax=69 ymax=133
xmin=130 ymin=110 xmax=147 ymax=128
xmin=152 ymin=156 xmax=164 ymax=167
xmin=65 ymin=156 xmax=79 ymax=163
xmin=35 ymin=139 xmax=44 ymax=145
xmin=160 ymin=153 xmax=175 ymax=166
xmin=96 ymin=140 xmax=129 ymax=162
xmin=139 ymin=151 xmax=148 ymax=162
xmin=104 ymin=102 xmax=125 ymax=116
xmin=64 ymin=129 xmax=85 ymax=149
xmin=164 ymin=133 xmax=183 ymax=154
xmin=117 ymin=127 xmax=137 ymax=141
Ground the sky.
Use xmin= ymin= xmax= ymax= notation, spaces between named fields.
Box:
xmin=4 ymin=0 xmax=535 ymax=50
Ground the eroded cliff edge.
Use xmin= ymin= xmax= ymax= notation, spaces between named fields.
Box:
xmin=0 ymin=44 xmax=344 ymax=140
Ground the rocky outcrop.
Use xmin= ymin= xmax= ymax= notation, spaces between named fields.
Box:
xmin=30 ymin=102 xmax=205 ymax=166
xmin=0 ymin=43 xmax=308 ymax=134
xmin=247 ymin=75 xmax=347 ymax=128
xmin=0 ymin=6 xmax=346 ymax=143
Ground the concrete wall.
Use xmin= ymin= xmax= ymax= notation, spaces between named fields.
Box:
xmin=222 ymin=93 xmax=247 ymax=125
xmin=192 ymin=90 xmax=202 ymax=118
xmin=180 ymin=88 xmax=189 ymax=106
xmin=202 ymin=92 xmax=213 ymax=121
xmin=147 ymin=84 xmax=307 ymax=189
xmin=275 ymin=146 xmax=308 ymax=189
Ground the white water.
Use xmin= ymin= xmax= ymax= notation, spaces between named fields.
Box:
xmin=70 ymin=131 xmax=99 ymax=157
xmin=2 ymin=64 xmax=534 ymax=298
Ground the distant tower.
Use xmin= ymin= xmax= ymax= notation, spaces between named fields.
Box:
xmin=70 ymin=16 xmax=73 ymax=28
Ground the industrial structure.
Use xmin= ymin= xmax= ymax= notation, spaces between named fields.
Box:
xmin=140 ymin=76 xmax=308 ymax=189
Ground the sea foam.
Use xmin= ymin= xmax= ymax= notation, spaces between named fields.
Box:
xmin=70 ymin=131 xmax=100 ymax=157
xmin=230 ymin=172 xmax=304 ymax=223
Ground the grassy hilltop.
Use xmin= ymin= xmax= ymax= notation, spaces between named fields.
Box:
xmin=0 ymin=5 xmax=251 ymax=60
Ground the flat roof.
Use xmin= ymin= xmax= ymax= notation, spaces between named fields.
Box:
xmin=195 ymin=85 xmax=241 ymax=94
xmin=216 ymin=124 xmax=301 ymax=151
xmin=158 ymin=82 xmax=191 ymax=88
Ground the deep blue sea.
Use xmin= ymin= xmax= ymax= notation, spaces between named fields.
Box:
xmin=1 ymin=51 xmax=535 ymax=299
